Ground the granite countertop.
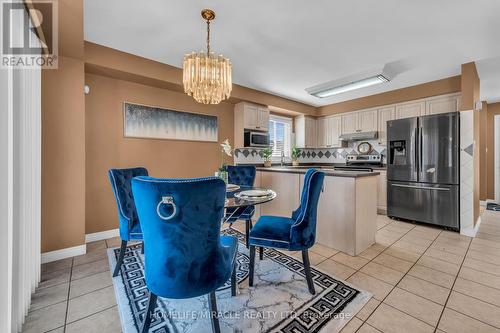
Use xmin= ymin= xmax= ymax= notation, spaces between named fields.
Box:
xmin=256 ymin=166 xmax=380 ymax=178
xmin=240 ymin=163 xmax=386 ymax=170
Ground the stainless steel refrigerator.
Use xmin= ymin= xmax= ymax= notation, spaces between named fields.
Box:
xmin=387 ymin=112 xmax=460 ymax=230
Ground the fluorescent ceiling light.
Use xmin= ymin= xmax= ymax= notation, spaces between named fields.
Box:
xmin=306 ymin=66 xmax=394 ymax=98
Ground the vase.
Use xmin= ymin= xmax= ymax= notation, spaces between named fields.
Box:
xmin=264 ymin=160 xmax=272 ymax=167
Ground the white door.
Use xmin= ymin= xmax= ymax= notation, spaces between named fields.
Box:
xmin=358 ymin=109 xmax=378 ymax=132
xmin=425 ymin=95 xmax=460 ymax=115
xmin=377 ymin=106 xmax=396 ymax=145
xmin=396 ymin=101 xmax=425 ymax=119
xmin=342 ymin=112 xmax=359 ymax=134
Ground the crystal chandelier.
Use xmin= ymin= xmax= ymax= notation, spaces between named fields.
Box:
xmin=183 ymin=9 xmax=232 ymax=105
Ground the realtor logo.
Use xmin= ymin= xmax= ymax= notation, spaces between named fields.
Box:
xmin=1 ymin=0 xmax=58 ymax=68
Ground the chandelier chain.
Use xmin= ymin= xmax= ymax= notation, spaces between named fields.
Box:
xmin=206 ymin=20 xmax=211 ymax=54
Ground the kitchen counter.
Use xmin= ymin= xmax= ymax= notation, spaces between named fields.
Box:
xmin=256 ymin=166 xmax=380 ymax=178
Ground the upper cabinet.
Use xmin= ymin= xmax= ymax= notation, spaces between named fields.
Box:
xmin=358 ymin=109 xmax=378 ymax=132
xmin=317 ymin=116 xmax=343 ymax=148
xmin=295 ymin=116 xmax=317 ymax=148
xmin=236 ymin=102 xmax=269 ymax=131
xmin=425 ymin=94 xmax=460 ymax=115
xmin=234 ymin=102 xmax=270 ymax=147
xmin=395 ymin=101 xmax=426 ymax=119
xmin=341 ymin=109 xmax=378 ymax=134
xmin=377 ymin=106 xmax=396 ymax=145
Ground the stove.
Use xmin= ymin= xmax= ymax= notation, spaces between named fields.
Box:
xmin=333 ymin=154 xmax=383 ymax=172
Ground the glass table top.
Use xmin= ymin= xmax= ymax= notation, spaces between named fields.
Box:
xmin=225 ymin=185 xmax=277 ymax=208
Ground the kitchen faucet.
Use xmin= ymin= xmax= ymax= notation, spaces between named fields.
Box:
xmin=280 ymin=151 xmax=285 ymax=166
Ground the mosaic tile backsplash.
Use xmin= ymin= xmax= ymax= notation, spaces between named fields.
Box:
xmin=234 ymin=140 xmax=387 ymax=165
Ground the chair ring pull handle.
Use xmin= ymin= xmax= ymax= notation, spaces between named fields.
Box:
xmin=156 ymin=196 xmax=177 ymax=221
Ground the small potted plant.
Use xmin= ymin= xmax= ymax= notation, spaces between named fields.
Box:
xmin=217 ymin=139 xmax=232 ymax=183
xmin=262 ymin=147 xmax=273 ymax=167
xmin=291 ymin=147 xmax=300 ymax=166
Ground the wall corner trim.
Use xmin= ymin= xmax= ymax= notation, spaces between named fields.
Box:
xmin=85 ymin=229 xmax=120 ymax=243
xmin=41 ymin=244 xmax=87 ymax=264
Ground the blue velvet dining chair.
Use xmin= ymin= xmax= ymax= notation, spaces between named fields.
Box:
xmin=226 ymin=165 xmax=256 ymax=248
xmin=131 ymin=176 xmax=238 ymax=333
xmin=108 ymin=167 xmax=148 ymax=277
xmin=248 ymin=169 xmax=325 ymax=295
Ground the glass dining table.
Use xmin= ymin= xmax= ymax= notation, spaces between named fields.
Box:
xmin=224 ymin=186 xmax=277 ymax=223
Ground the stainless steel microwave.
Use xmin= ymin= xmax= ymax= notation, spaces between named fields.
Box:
xmin=244 ymin=130 xmax=269 ymax=147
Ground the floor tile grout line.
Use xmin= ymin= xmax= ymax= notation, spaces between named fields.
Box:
xmin=66 ymin=284 xmax=114 ymax=302
xmin=433 ymin=235 xmax=473 ymax=333
xmin=450 ymin=289 xmax=500 ymax=310
xmin=62 ymin=257 xmax=74 ymax=333
xmin=355 ymin=225 xmax=445 ymax=332
xmin=439 ymin=303 xmax=500 ymax=330
xmin=64 ymin=304 xmax=118 ymax=327
xmin=455 ymin=271 xmax=500 ymax=292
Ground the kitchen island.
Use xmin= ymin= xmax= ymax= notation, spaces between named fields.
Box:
xmin=254 ymin=167 xmax=379 ymax=256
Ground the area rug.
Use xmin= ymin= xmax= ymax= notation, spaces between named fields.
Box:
xmin=107 ymin=228 xmax=371 ymax=333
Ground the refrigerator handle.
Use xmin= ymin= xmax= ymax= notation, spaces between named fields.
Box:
xmin=414 ymin=126 xmax=419 ymax=177
xmin=419 ymin=126 xmax=423 ymax=172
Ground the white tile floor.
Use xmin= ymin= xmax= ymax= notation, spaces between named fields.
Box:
xmin=24 ymin=211 xmax=500 ymax=333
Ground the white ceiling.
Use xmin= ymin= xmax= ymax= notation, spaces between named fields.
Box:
xmin=84 ymin=0 xmax=500 ymax=107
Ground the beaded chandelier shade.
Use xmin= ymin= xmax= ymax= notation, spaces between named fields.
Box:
xmin=183 ymin=9 xmax=232 ymax=105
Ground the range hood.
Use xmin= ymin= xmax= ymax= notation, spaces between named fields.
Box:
xmin=339 ymin=131 xmax=378 ymax=141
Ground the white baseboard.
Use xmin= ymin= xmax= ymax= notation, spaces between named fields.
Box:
xmin=85 ymin=228 xmax=119 ymax=243
xmin=41 ymin=244 xmax=87 ymax=264
xmin=461 ymin=216 xmax=482 ymax=237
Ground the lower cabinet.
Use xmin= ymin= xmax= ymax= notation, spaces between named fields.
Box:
xmin=377 ymin=170 xmax=387 ymax=214
xmin=259 ymin=171 xmax=300 ymax=217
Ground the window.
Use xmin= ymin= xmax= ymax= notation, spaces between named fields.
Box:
xmin=269 ymin=115 xmax=292 ymax=159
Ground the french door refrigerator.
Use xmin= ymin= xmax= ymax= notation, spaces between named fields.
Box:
xmin=387 ymin=112 xmax=460 ymax=230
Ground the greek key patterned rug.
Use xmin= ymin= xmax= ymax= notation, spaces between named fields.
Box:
xmin=107 ymin=228 xmax=370 ymax=333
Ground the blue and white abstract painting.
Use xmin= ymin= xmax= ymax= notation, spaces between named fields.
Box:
xmin=123 ymin=102 xmax=218 ymax=142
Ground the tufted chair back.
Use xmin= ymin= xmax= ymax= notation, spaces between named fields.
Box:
xmin=290 ymin=169 xmax=325 ymax=250
xmin=227 ymin=165 xmax=256 ymax=187
xmin=131 ymin=176 xmax=232 ymax=299
xmin=108 ymin=167 xmax=148 ymax=241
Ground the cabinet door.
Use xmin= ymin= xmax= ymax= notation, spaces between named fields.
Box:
xmin=377 ymin=106 xmax=395 ymax=145
xmin=305 ymin=117 xmax=317 ymax=148
xmin=377 ymin=170 xmax=387 ymax=213
xmin=342 ymin=113 xmax=359 ymax=134
xmin=358 ymin=109 xmax=378 ymax=132
xmin=329 ymin=116 xmax=343 ymax=147
xmin=260 ymin=172 xmax=300 ymax=217
xmin=243 ymin=105 xmax=259 ymax=129
xmin=257 ymin=107 xmax=270 ymax=131
xmin=396 ymin=101 xmax=425 ymax=119
xmin=294 ymin=117 xmax=306 ymax=148
xmin=425 ymin=95 xmax=459 ymax=115
xmin=316 ymin=117 xmax=327 ymax=148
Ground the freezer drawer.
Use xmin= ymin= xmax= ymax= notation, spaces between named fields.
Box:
xmin=387 ymin=181 xmax=459 ymax=230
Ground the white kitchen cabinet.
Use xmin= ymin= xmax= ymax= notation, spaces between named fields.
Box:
xmin=396 ymin=101 xmax=426 ymax=119
xmin=294 ymin=116 xmax=317 ymax=148
xmin=377 ymin=170 xmax=387 ymax=214
xmin=316 ymin=117 xmax=327 ymax=148
xmin=327 ymin=116 xmax=343 ymax=147
xmin=341 ymin=112 xmax=359 ymax=134
xmin=358 ymin=109 xmax=378 ymax=132
xmin=260 ymin=171 xmax=300 ymax=217
xmin=425 ymin=94 xmax=460 ymax=115
xmin=316 ymin=116 xmax=342 ymax=148
xmin=377 ymin=106 xmax=396 ymax=145
xmin=235 ymin=102 xmax=269 ymax=131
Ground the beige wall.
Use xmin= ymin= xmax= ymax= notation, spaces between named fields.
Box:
xmin=41 ymin=56 xmax=86 ymax=252
xmin=487 ymin=102 xmax=500 ymax=199
xmin=84 ymin=74 xmax=235 ymax=234
xmin=317 ymin=76 xmax=461 ymax=115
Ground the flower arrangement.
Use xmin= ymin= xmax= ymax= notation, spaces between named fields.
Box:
xmin=291 ymin=147 xmax=300 ymax=166
xmin=262 ymin=147 xmax=273 ymax=167
xmin=217 ymin=139 xmax=232 ymax=183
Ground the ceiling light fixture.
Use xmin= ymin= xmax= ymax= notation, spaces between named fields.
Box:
xmin=183 ymin=9 xmax=232 ymax=105
xmin=306 ymin=67 xmax=393 ymax=98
